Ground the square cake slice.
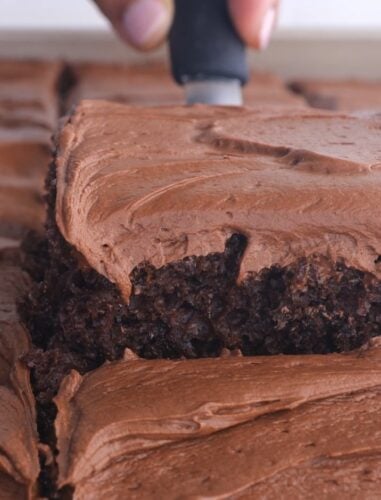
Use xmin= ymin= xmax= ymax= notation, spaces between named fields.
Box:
xmin=25 ymin=100 xmax=381 ymax=404
xmin=55 ymin=101 xmax=381 ymax=296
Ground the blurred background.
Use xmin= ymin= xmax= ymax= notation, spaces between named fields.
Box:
xmin=0 ymin=0 xmax=381 ymax=31
xmin=0 ymin=0 xmax=380 ymax=78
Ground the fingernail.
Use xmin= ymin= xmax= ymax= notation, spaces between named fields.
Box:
xmin=122 ymin=0 xmax=169 ymax=48
xmin=258 ymin=7 xmax=276 ymax=50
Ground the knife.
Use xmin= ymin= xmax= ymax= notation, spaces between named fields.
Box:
xmin=169 ymin=0 xmax=249 ymax=106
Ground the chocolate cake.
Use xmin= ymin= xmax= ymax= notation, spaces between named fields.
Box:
xmin=22 ymin=99 xmax=381 ymax=428
xmin=289 ymin=78 xmax=381 ymax=113
xmin=0 ymin=59 xmax=381 ymax=499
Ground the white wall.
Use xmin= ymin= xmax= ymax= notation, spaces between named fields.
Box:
xmin=0 ymin=0 xmax=381 ymax=30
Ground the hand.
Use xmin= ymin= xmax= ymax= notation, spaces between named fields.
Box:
xmin=94 ymin=0 xmax=279 ymax=51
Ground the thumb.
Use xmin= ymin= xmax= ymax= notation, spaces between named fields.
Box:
xmin=228 ymin=0 xmax=279 ymax=50
xmin=94 ymin=0 xmax=173 ymax=51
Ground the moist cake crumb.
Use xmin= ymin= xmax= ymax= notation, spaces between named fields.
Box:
xmin=20 ymin=163 xmax=381 ymax=424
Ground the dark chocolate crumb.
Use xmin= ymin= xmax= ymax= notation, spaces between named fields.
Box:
xmin=20 ymin=164 xmax=381 ymax=409
xmin=19 ymin=159 xmax=381 ymax=499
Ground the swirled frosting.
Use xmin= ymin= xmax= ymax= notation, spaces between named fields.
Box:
xmin=56 ymin=100 xmax=381 ymax=300
xmin=55 ymin=340 xmax=381 ymax=499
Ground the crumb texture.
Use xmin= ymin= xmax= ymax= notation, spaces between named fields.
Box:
xmin=55 ymin=341 xmax=381 ymax=499
xmin=2 ymin=62 xmax=381 ymax=499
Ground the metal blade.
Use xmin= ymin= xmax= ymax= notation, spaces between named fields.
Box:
xmin=184 ymin=79 xmax=243 ymax=106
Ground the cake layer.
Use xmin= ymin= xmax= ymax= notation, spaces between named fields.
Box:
xmin=55 ymin=341 xmax=381 ymax=499
xmin=290 ymin=79 xmax=381 ymax=113
xmin=68 ymin=63 xmax=304 ymax=108
xmin=56 ymin=100 xmax=381 ymax=300
xmin=0 ymin=260 xmax=40 ymax=499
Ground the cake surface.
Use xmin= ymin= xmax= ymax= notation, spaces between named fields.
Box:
xmin=56 ymin=100 xmax=381 ymax=300
xmin=55 ymin=342 xmax=381 ymax=499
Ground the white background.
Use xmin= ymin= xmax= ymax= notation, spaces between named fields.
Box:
xmin=0 ymin=0 xmax=381 ymax=30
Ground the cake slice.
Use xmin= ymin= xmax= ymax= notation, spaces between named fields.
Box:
xmin=289 ymin=78 xmax=381 ymax=113
xmin=0 ymin=259 xmax=40 ymax=499
xmin=54 ymin=342 xmax=381 ymax=499
xmin=23 ymin=100 xmax=381 ymax=406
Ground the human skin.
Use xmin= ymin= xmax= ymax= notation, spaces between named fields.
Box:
xmin=93 ymin=0 xmax=279 ymax=51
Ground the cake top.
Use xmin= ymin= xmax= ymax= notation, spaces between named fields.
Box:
xmin=55 ymin=341 xmax=381 ymax=498
xmin=56 ymin=100 xmax=381 ymax=300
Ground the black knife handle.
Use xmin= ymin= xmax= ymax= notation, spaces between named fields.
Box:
xmin=169 ymin=0 xmax=248 ymax=86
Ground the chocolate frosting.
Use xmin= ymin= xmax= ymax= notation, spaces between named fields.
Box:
xmin=56 ymin=101 xmax=381 ymax=299
xmin=0 ymin=260 xmax=40 ymax=499
xmin=55 ymin=340 xmax=381 ymax=498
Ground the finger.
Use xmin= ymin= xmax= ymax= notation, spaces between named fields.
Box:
xmin=228 ymin=0 xmax=279 ymax=50
xmin=94 ymin=0 xmax=174 ymax=51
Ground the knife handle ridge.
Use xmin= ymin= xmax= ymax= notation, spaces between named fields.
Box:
xmin=169 ymin=0 xmax=248 ymax=86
